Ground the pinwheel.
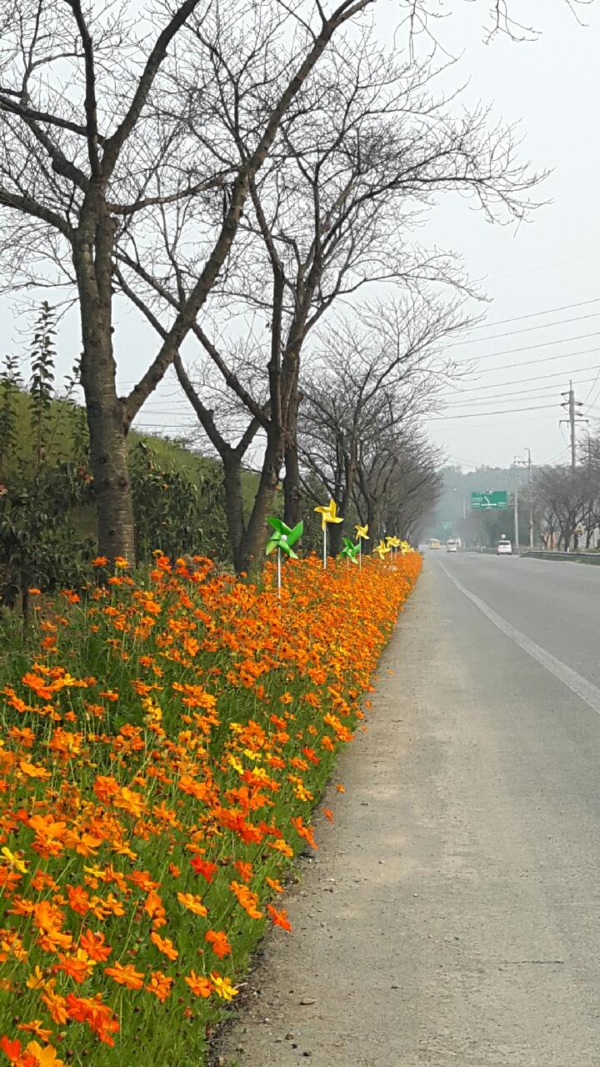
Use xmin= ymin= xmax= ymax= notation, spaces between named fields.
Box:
xmin=266 ymin=517 xmax=303 ymax=597
xmin=374 ymin=538 xmax=391 ymax=560
xmin=340 ymin=536 xmax=360 ymax=566
xmin=354 ymin=523 xmax=369 ymax=567
xmin=314 ymin=499 xmax=343 ymax=569
xmin=386 ymin=534 xmax=401 ymax=564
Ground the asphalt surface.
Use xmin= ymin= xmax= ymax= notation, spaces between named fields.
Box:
xmin=217 ymin=555 xmax=600 ymax=1067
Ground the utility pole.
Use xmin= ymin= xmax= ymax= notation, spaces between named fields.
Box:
xmin=515 ymin=450 xmax=533 ymax=549
xmin=560 ymin=381 xmax=586 ymax=471
xmin=512 ymin=459 xmax=520 ymax=551
xmin=526 ymin=448 xmax=533 ymax=549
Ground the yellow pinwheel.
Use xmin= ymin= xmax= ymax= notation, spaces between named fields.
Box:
xmin=374 ymin=539 xmax=391 ymax=560
xmin=314 ymin=499 xmax=343 ymax=531
xmin=354 ymin=523 xmax=369 ymax=567
xmin=314 ymin=499 xmax=343 ymax=569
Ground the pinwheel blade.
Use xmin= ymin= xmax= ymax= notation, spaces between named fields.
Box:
xmin=288 ymin=520 xmax=304 ymax=545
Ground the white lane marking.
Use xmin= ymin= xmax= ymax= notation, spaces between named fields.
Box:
xmin=438 ymin=560 xmax=600 ymax=716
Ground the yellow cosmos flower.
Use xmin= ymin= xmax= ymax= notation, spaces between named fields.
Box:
xmin=1 ymin=847 xmax=27 ymax=873
xmin=211 ymin=972 xmax=238 ymax=1001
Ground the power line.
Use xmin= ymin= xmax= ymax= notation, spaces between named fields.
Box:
xmin=463 ymin=298 xmax=600 ymax=332
xmin=448 ymin=311 xmax=600 ymax=348
xmin=442 ymin=361 xmax=600 ymax=394
xmin=429 ymin=411 xmax=559 ymax=430
xmin=456 ymin=330 xmax=600 ymax=364
xmin=469 ymin=343 xmax=600 ymax=375
xmin=491 ymin=250 xmax=600 ymax=282
xmin=444 ymin=374 xmax=600 ymax=409
xmin=429 ymin=402 xmax=558 ymax=421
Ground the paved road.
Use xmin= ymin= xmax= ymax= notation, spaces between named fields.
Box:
xmin=217 ymin=556 xmax=600 ymax=1067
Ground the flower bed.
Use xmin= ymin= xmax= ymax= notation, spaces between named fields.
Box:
xmin=0 ymin=552 xmax=421 ymax=1067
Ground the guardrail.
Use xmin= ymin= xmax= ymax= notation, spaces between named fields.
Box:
xmin=520 ymin=550 xmax=600 ymax=566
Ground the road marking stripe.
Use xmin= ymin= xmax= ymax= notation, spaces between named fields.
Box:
xmin=438 ymin=561 xmax=600 ymax=716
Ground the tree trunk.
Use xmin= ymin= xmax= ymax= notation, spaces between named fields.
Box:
xmin=328 ymin=518 xmax=344 ymax=557
xmin=282 ymin=353 xmax=302 ymax=528
xmin=238 ymin=429 xmax=282 ymax=573
xmin=222 ymin=452 xmax=246 ymax=573
xmin=74 ymin=228 xmax=136 ymax=563
xmin=283 ymin=438 xmax=302 ymax=528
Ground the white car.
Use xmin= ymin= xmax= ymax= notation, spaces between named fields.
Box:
xmin=446 ymin=540 xmax=458 ymax=552
xmin=496 ymin=539 xmax=512 ymax=555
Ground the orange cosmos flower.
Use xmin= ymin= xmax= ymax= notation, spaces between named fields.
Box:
xmin=266 ymin=877 xmax=284 ymax=894
xmin=229 ymin=881 xmax=263 ymax=919
xmin=184 ymin=971 xmax=212 ymax=998
xmin=19 ymin=760 xmax=50 ymax=780
xmin=266 ymin=904 xmax=292 ymax=932
xmin=190 ymin=856 xmax=218 ymax=882
xmin=233 ymin=860 xmax=253 ymax=884
xmin=176 ymin=893 xmax=208 ymax=917
xmin=16 ymin=1024 xmax=53 ymax=1044
xmin=150 ymin=931 xmax=178 ymax=961
xmin=204 ymin=930 xmax=231 ymax=959
xmin=40 ymin=991 xmax=68 ymax=1026
xmin=54 ymin=952 xmax=93 ymax=984
xmin=78 ymin=930 xmax=112 ymax=963
xmin=268 ymin=838 xmax=293 ymax=859
xmin=146 ymin=971 xmax=173 ymax=1003
xmin=65 ymin=993 xmax=120 ymax=1046
xmin=0 ymin=1037 xmax=21 ymax=1062
xmin=104 ymin=962 xmax=144 ymax=990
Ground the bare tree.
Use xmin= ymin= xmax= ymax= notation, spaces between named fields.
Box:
xmin=117 ymin=29 xmax=541 ymax=571
xmin=298 ymin=294 xmax=466 ymax=552
xmin=0 ymin=0 xmax=372 ymax=559
xmin=399 ymin=0 xmax=593 ymax=46
xmin=533 ymin=465 xmax=588 ymax=549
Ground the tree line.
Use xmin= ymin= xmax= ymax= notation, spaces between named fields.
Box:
xmin=0 ymin=0 xmax=571 ymax=573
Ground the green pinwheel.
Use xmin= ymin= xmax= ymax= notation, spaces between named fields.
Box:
xmin=266 ymin=517 xmax=304 ymax=559
xmin=339 ymin=536 xmax=361 ymax=565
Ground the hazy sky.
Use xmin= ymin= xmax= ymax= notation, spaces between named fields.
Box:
xmin=411 ymin=0 xmax=600 ymax=471
xmin=2 ymin=0 xmax=599 ymax=472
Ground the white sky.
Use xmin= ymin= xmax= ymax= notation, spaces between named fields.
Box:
xmin=2 ymin=0 xmax=599 ymax=471
xmin=410 ymin=0 xmax=600 ymax=470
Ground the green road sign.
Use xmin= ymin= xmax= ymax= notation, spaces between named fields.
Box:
xmin=471 ymin=491 xmax=508 ymax=510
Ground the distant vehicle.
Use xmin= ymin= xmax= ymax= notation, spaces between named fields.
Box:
xmin=418 ymin=542 xmax=429 ymax=552
xmin=446 ymin=539 xmax=458 ymax=553
xmin=428 ymin=538 xmax=441 ymax=550
xmin=496 ymin=538 xmax=513 ymax=555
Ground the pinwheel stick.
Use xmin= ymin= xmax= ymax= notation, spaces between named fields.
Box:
xmin=323 ymin=527 xmax=327 ymax=570
xmin=277 ymin=548 xmax=282 ymax=599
